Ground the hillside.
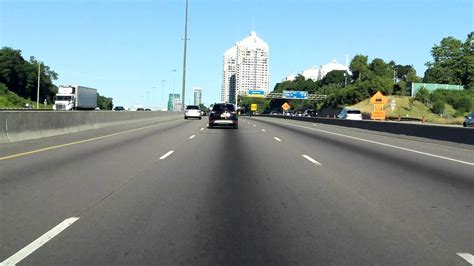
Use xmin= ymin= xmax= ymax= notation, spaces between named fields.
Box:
xmin=0 ymin=85 xmax=52 ymax=109
xmin=347 ymin=96 xmax=465 ymax=125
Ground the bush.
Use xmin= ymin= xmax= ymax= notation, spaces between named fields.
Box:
xmin=415 ymin=87 xmax=430 ymax=104
xmin=431 ymin=100 xmax=445 ymax=115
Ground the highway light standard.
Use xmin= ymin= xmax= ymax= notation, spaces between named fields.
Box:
xmin=161 ymin=80 xmax=166 ymax=109
xmin=181 ymin=0 xmax=189 ymax=111
xmin=36 ymin=61 xmax=42 ymax=109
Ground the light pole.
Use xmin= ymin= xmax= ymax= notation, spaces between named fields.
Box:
xmin=36 ymin=61 xmax=42 ymax=109
xmin=146 ymin=91 xmax=149 ymax=107
xmin=181 ymin=0 xmax=189 ymax=111
xmin=172 ymin=69 xmax=176 ymax=96
xmin=161 ymin=80 xmax=166 ymax=109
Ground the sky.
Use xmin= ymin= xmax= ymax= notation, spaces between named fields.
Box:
xmin=1 ymin=0 xmax=473 ymax=108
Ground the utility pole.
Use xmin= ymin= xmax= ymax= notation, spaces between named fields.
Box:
xmin=36 ymin=62 xmax=41 ymax=109
xmin=181 ymin=0 xmax=189 ymax=111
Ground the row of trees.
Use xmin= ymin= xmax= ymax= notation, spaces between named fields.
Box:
xmin=0 ymin=47 xmax=114 ymax=109
xmin=0 ymin=47 xmax=58 ymax=104
xmin=246 ymin=32 xmax=473 ymax=115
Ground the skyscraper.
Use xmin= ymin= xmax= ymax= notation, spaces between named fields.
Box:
xmin=193 ymin=87 xmax=202 ymax=106
xmin=167 ymin=93 xmax=181 ymax=111
xmin=222 ymin=31 xmax=269 ymax=103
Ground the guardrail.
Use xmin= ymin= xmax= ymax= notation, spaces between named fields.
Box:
xmin=255 ymin=115 xmax=474 ymax=146
xmin=0 ymin=111 xmax=181 ymax=144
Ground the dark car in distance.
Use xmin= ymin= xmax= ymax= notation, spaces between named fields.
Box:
xmin=113 ymin=106 xmax=125 ymax=111
xmin=464 ymin=112 xmax=474 ymax=128
xmin=209 ymin=103 xmax=238 ymax=129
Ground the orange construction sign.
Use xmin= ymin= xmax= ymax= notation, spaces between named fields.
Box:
xmin=370 ymin=91 xmax=387 ymax=120
xmin=281 ymin=102 xmax=290 ymax=111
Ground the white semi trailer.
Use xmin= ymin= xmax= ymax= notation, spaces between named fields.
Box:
xmin=53 ymin=85 xmax=97 ymax=110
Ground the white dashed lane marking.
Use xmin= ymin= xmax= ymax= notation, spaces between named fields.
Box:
xmin=1 ymin=217 xmax=79 ymax=266
xmin=274 ymin=137 xmax=282 ymax=142
xmin=159 ymin=150 xmax=174 ymax=160
xmin=457 ymin=253 xmax=474 ymax=265
xmin=302 ymin=154 xmax=322 ymax=166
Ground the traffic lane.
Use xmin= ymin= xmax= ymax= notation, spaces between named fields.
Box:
xmin=0 ymin=114 xmax=182 ymax=158
xmin=251 ymin=116 xmax=474 ymax=160
xmin=247 ymin=117 xmax=473 ymax=185
xmin=21 ymin=120 xmax=461 ymax=265
xmin=0 ymin=118 xmax=207 ymax=260
xmin=242 ymin=117 xmax=474 ymax=259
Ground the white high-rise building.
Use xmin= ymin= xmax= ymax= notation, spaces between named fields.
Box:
xmin=222 ymin=46 xmax=237 ymax=102
xmin=193 ymin=87 xmax=202 ymax=106
xmin=222 ymin=31 xmax=269 ymax=103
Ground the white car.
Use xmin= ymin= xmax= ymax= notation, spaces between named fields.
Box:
xmin=184 ymin=105 xmax=201 ymax=119
xmin=338 ymin=109 xmax=363 ymax=120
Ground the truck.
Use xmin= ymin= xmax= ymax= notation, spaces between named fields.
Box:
xmin=53 ymin=85 xmax=97 ymax=110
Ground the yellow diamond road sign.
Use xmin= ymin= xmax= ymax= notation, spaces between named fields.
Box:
xmin=251 ymin=103 xmax=258 ymax=111
xmin=282 ymin=102 xmax=290 ymax=111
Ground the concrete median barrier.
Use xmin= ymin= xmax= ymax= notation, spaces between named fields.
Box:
xmin=258 ymin=115 xmax=474 ymax=145
xmin=0 ymin=111 xmax=181 ymax=144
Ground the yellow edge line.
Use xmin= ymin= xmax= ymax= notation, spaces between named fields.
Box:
xmin=0 ymin=119 xmax=179 ymax=161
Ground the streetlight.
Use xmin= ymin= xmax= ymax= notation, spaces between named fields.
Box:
xmin=146 ymin=91 xmax=149 ymax=107
xmin=153 ymin=86 xmax=156 ymax=108
xmin=161 ymin=80 xmax=166 ymax=109
xmin=36 ymin=61 xmax=42 ymax=109
xmin=181 ymin=0 xmax=189 ymax=111
xmin=172 ymin=69 xmax=177 ymax=96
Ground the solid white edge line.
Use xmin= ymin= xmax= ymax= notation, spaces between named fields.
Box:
xmin=274 ymin=137 xmax=282 ymax=142
xmin=302 ymin=154 xmax=322 ymax=166
xmin=457 ymin=253 xmax=474 ymax=265
xmin=189 ymin=135 xmax=196 ymax=139
xmin=1 ymin=217 xmax=79 ymax=266
xmin=266 ymin=119 xmax=474 ymax=167
xmin=159 ymin=150 xmax=174 ymax=160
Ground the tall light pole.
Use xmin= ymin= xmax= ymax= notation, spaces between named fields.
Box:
xmin=146 ymin=91 xmax=149 ymax=106
xmin=161 ymin=80 xmax=166 ymax=109
xmin=36 ymin=61 xmax=42 ymax=109
xmin=172 ymin=69 xmax=176 ymax=96
xmin=181 ymin=0 xmax=189 ymax=111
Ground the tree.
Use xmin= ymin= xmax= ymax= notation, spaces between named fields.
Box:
xmin=462 ymin=32 xmax=474 ymax=89
xmin=97 ymin=93 xmax=113 ymax=110
xmin=350 ymin=54 xmax=369 ymax=81
xmin=423 ymin=36 xmax=464 ymax=84
xmin=369 ymin=58 xmax=392 ymax=78
xmin=320 ymin=70 xmax=345 ymax=86
xmin=0 ymin=47 xmax=57 ymax=102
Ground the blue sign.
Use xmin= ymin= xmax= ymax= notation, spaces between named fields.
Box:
xmin=247 ymin=90 xmax=265 ymax=97
xmin=282 ymin=90 xmax=308 ymax=99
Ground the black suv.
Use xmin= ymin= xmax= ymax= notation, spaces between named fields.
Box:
xmin=113 ymin=106 xmax=125 ymax=111
xmin=209 ymin=103 xmax=238 ymax=129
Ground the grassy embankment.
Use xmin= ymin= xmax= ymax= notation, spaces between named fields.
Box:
xmin=348 ymin=96 xmax=465 ymax=125
xmin=0 ymin=86 xmax=54 ymax=109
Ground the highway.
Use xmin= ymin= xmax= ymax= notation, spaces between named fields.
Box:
xmin=1 ymin=116 xmax=473 ymax=265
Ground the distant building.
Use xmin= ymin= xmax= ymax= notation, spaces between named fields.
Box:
xmin=222 ymin=46 xmax=237 ymax=103
xmin=286 ymin=59 xmax=349 ymax=82
xmin=222 ymin=31 xmax=270 ymax=103
xmin=167 ymin=93 xmax=181 ymax=111
xmin=317 ymin=60 xmax=349 ymax=80
xmin=302 ymin=66 xmax=320 ymax=81
xmin=193 ymin=87 xmax=202 ymax=106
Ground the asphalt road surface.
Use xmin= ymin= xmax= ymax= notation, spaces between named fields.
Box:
xmin=1 ymin=116 xmax=473 ymax=265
